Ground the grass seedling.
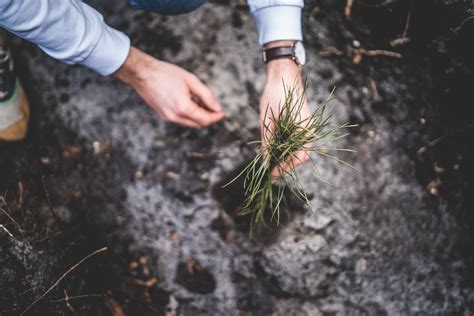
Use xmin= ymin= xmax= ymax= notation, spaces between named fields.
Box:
xmin=225 ymin=81 xmax=356 ymax=233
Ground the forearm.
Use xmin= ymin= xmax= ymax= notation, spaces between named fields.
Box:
xmin=0 ymin=0 xmax=130 ymax=76
xmin=248 ymin=0 xmax=304 ymax=78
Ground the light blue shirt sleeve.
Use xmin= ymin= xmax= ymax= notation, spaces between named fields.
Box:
xmin=248 ymin=0 xmax=304 ymax=46
xmin=0 ymin=0 xmax=130 ymax=76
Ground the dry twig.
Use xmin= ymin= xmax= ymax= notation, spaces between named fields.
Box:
xmin=41 ymin=176 xmax=60 ymax=224
xmin=104 ymin=296 xmax=125 ymax=316
xmin=0 ymin=198 xmax=22 ymax=232
xmin=0 ymin=224 xmax=14 ymax=238
xmin=21 ymin=247 xmax=108 ymax=315
xmin=318 ymin=47 xmax=343 ymax=58
xmin=451 ymin=16 xmax=474 ymax=34
xmin=417 ymin=137 xmax=442 ymax=156
xmin=18 ymin=181 xmax=24 ymax=207
xmin=129 ymin=277 xmax=157 ymax=288
xmin=352 ymin=48 xmax=402 ymax=58
xmin=345 ymin=0 xmax=354 ymax=18
xmin=49 ymin=293 xmax=104 ymax=303
xmin=390 ymin=0 xmax=412 ymax=47
xmin=63 ymin=290 xmax=79 ymax=316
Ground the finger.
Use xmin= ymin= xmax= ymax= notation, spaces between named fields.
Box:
xmin=173 ymin=116 xmax=202 ymax=128
xmin=260 ymin=115 xmax=276 ymax=161
xmin=183 ymin=100 xmax=225 ymax=126
xmin=156 ymin=108 xmax=201 ymax=128
xmin=271 ymin=150 xmax=310 ymax=179
xmin=186 ymin=74 xmax=223 ymax=113
xmin=260 ymin=120 xmax=272 ymax=161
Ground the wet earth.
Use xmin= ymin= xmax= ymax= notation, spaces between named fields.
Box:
xmin=1 ymin=0 xmax=473 ymax=315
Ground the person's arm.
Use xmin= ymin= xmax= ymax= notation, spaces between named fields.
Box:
xmin=0 ymin=0 xmax=224 ymax=127
xmin=249 ymin=0 xmax=309 ymax=177
xmin=113 ymin=47 xmax=224 ymax=128
xmin=248 ymin=0 xmax=304 ymax=46
xmin=0 ymin=0 xmax=129 ymax=76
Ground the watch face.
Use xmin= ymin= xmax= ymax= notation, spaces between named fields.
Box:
xmin=294 ymin=41 xmax=306 ymax=66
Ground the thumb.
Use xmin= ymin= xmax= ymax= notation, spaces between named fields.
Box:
xmin=185 ymin=74 xmax=223 ymax=113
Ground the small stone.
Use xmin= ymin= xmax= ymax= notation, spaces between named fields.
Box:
xmin=92 ymin=139 xmax=112 ymax=155
xmin=139 ymin=256 xmax=147 ymax=265
xmin=72 ymin=191 xmax=82 ymax=199
xmin=417 ymin=146 xmax=427 ymax=156
xmin=427 ymin=178 xmax=441 ymax=195
xmin=116 ymin=216 xmax=126 ymax=225
xmin=135 ymin=170 xmax=144 ymax=179
xmin=166 ymin=171 xmax=181 ymax=180
xmin=303 ymin=215 xmax=333 ymax=231
xmin=129 ymin=261 xmax=139 ymax=270
xmin=92 ymin=141 xmax=101 ymax=154
xmin=355 ymin=258 xmax=368 ymax=273
xmin=199 ymin=171 xmax=210 ymax=181
xmin=434 ymin=162 xmax=445 ymax=174
xmin=40 ymin=156 xmax=50 ymax=165
xmin=191 ymin=152 xmax=208 ymax=159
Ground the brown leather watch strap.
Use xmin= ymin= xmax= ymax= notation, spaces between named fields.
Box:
xmin=263 ymin=46 xmax=294 ymax=63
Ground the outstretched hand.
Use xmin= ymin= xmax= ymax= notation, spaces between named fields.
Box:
xmin=260 ymin=58 xmax=311 ymax=179
xmin=114 ymin=46 xmax=224 ymax=128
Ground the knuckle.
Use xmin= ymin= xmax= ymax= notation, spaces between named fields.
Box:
xmin=189 ymin=73 xmax=200 ymax=83
xmin=202 ymin=118 xmax=212 ymax=126
xmin=201 ymin=88 xmax=211 ymax=97
xmin=165 ymin=114 xmax=177 ymax=122
xmin=175 ymin=104 xmax=188 ymax=116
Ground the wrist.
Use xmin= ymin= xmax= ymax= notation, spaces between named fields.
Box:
xmin=113 ymin=46 xmax=148 ymax=86
xmin=266 ymin=58 xmax=301 ymax=81
xmin=263 ymin=40 xmax=301 ymax=79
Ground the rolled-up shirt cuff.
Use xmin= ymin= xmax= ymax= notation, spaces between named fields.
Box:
xmin=252 ymin=5 xmax=302 ymax=46
xmin=80 ymin=24 xmax=130 ymax=76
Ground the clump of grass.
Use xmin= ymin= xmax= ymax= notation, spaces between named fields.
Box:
xmin=225 ymin=81 xmax=356 ymax=232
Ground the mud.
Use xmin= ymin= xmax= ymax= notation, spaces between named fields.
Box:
xmin=1 ymin=0 xmax=473 ymax=315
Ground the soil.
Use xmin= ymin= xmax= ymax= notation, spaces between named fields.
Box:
xmin=1 ymin=0 xmax=473 ymax=315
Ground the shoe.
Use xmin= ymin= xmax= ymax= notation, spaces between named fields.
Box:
xmin=0 ymin=82 xmax=30 ymax=142
xmin=0 ymin=32 xmax=30 ymax=142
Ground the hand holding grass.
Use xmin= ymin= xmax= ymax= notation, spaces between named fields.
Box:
xmin=226 ymin=63 xmax=355 ymax=230
xmin=261 ymin=57 xmax=310 ymax=178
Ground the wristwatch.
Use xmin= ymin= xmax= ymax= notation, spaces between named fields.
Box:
xmin=262 ymin=41 xmax=306 ymax=66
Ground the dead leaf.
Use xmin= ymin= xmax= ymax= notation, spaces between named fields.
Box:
xmin=129 ymin=277 xmax=157 ymax=288
xmin=63 ymin=145 xmax=83 ymax=158
xmin=185 ymin=259 xmax=201 ymax=274
xmin=104 ymin=296 xmax=125 ymax=316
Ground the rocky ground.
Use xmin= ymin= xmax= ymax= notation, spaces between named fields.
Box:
xmin=1 ymin=0 xmax=473 ymax=315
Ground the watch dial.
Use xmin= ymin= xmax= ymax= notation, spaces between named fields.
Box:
xmin=294 ymin=41 xmax=306 ymax=65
